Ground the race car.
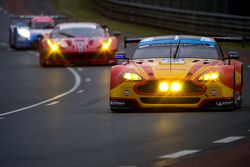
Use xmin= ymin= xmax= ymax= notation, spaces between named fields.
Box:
xmin=9 ymin=15 xmax=67 ymax=49
xmin=39 ymin=22 xmax=120 ymax=66
xmin=110 ymin=35 xmax=243 ymax=111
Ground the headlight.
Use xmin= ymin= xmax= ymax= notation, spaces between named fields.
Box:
xmin=101 ymin=38 xmax=112 ymax=51
xmin=159 ymin=81 xmax=182 ymax=92
xmin=122 ymin=72 xmax=142 ymax=81
xmin=171 ymin=82 xmax=182 ymax=92
xmin=159 ymin=82 xmax=169 ymax=92
xmin=17 ymin=28 xmax=30 ymax=39
xmin=199 ymin=72 xmax=220 ymax=81
xmin=47 ymin=39 xmax=59 ymax=52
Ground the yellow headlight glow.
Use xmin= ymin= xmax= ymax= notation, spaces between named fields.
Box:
xmin=101 ymin=38 xmax=112 ymax=51
xmin=171 ymin=82 xmax=181 ymax=92
xmin=122 ymin=72 xmax=142 ymax=81
xmin=159 ymin=82 xmax=169 ymax=92
xmin=199 ymin=72 xmax=220 ymax=81
xmin=47 ymin=39 xmax=59 ymax=52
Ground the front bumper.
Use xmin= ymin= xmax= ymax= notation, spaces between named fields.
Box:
xmin=110 ymin=80 xmax=235 ymax=110
xmin=41 ymin=52 xmax=117 ymax=65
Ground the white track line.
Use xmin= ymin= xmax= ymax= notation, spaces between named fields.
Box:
xmin=85 ymin=78 xmax=92 ymax=82
xmin=77 ymin=68 xmax=83 ymax=71
xmin=77 ymin=89 xmax=85 ymax=93
xmin=0 ymin=42 xmax=6 ymax=46
xmin=0 ymin=68 xmax=81 ymax=117
xmin=0 ymin=117 xmax=4 ymax=120
xmin=47 ymin=101 xmax=59 ymax=106
xmin=158 ymin=150 xmax=200 ymax=159
xmin=213 ymin=136 xmax=245 ymax=143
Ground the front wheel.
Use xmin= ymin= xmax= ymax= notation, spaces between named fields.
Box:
xmin=234 ymin=92 xmax=242 ymax=109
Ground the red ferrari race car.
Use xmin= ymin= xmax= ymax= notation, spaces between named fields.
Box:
xmin=38 ymin=22 xmax=120 ymax=66
xmin=110 ymin=35 xmax=243 ymax=112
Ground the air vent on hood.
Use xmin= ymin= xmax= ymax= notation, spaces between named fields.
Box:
xmin=192 ymin=60 xmax=200 ymax=63
xmin=203 ymin=60 xmax=211 ymax=64
xmin=135 ymin=61 xmax=143 ymax=64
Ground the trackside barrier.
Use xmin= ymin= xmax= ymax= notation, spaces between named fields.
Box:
xmin=91 ymin=0 xmax=250 ymax=40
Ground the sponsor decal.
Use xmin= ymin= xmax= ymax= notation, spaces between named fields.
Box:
xmin=75 ymin=40 xmax=85 ymax=53
xmin=110 ymin=100 xmax=125 ymax=106
xmin=161 ymin=58 xmax=185 ymax=64
xmin=124 ymin=90 xmax=130 ymax=96
xmin=211 ymin=90 xmax=217 ymax=96
xmin=216 ymin=101 xmax=233 ymax=107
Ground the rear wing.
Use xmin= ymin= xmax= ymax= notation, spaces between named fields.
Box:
xmin=212 ymin=36 xmax=245 ymax=47
xmin=10 ymin=14 xmax=68 ymax=25
xmin=124 ymin=37 xmax=143 ymax=48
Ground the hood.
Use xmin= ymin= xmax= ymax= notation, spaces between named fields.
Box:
xmin=52 ymin=37 xmax=107 ymax=50
xmin=31 ymin=29 xmax=52 ymax=35
xmin=128 ymin=58 xmax=223 ymax=80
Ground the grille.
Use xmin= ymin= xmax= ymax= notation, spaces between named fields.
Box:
xmin=140 ymin=97 xmax=200 ymax=104
xmin=137 ymin=80 xmax=203 ymax=94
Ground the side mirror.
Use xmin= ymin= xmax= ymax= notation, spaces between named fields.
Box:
xmin=37 ymin=34 xmax=44 ymax=40
xmin=228 ymin=51 xmax=239 ymax=59
xmin=113 ymin=31 xmax=121 ymax=38
xmin=115 ymin=51 xmax=128 ymax=59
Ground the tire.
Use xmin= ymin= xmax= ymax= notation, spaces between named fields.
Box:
xmin=233 ymin=70 xmax=242 ymax=109
xmin=9 ymin=28 xmax=15 ymax=49
xmin=39 ymin=53 xmax=48 ymax=67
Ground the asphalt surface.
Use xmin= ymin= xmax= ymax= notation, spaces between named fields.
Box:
xmin=0 ymin=1 xmax=250 ymax=167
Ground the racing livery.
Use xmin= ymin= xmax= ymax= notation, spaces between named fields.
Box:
xmin=9 ymin=15 xmax=66 ymax=49
xmin=39 ymin=22 xmax=119 ymax=66
xmin=110 ymin=35 xmax=243 ymax=111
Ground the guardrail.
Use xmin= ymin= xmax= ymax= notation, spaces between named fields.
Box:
xmin=91 ymin=0 xmax=250 ymax=39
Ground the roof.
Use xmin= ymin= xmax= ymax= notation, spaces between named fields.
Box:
xmin=58 ymin=22 xmax=101 ymax=30
xmin=31 ymin=17 xmax=54 ymax=23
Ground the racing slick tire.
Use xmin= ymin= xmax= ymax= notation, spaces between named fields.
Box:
xmin=233 ymin=70 xmax=243 ymax=109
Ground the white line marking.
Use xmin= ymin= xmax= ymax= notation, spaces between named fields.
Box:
xmin=158 ymin=150 xmax=200 ymax=159
xmin=77 ymin=68 xmax=83 ymax=71
xmin=213 ymin=136 xmax=245 ymax=143
xmin=77 ymin=89 xmax=85 ymax=93
xmin=3 ymin=10 xmax=8 ymax=15
xmin=0 ymin=42 xmax=7 ymax=46
xmin=85 ymin=78 xmax=92 ymax=82
xmin=47 ymin=101 xmax=59 ymax=106
xmin=0 ymin=117 xmax=4 ymax=120
xmin=0 ymin=68 xmax=81 ymax=117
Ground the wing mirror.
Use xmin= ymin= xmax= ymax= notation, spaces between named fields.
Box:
xmin=37 ymin=34 xmax=44 ymax=40
xmin=113 ymin=31 xmax=121 ymax=38
xmin=228 ymin=51 xmax=239 ymax=59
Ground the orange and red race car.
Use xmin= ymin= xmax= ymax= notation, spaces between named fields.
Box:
xmin=110 ymin=35 xmax=243 ymax=111
xmin=39 ymin=22 xmax=119 ymax=66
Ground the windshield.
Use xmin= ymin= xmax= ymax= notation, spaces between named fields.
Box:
xmin=51 ymin=27 xmax=106 ymax=38
xmin=132 ymin=44 xmax=221 ymax=60
xmin=31 ymin=22 xmax=54 ymax=29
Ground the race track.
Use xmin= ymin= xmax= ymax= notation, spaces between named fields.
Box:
xmin=0 ymin=1 xmax=250 ymax=167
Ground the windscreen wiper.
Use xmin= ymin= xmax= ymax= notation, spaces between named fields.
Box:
xmin=59 ymin=32 xmax=75 ymax=38
xmin=173 ymin=39 xmax=181 ymax=59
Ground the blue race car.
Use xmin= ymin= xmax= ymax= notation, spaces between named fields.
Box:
xmin=9 ymin=15 xmax=67 ymax=49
